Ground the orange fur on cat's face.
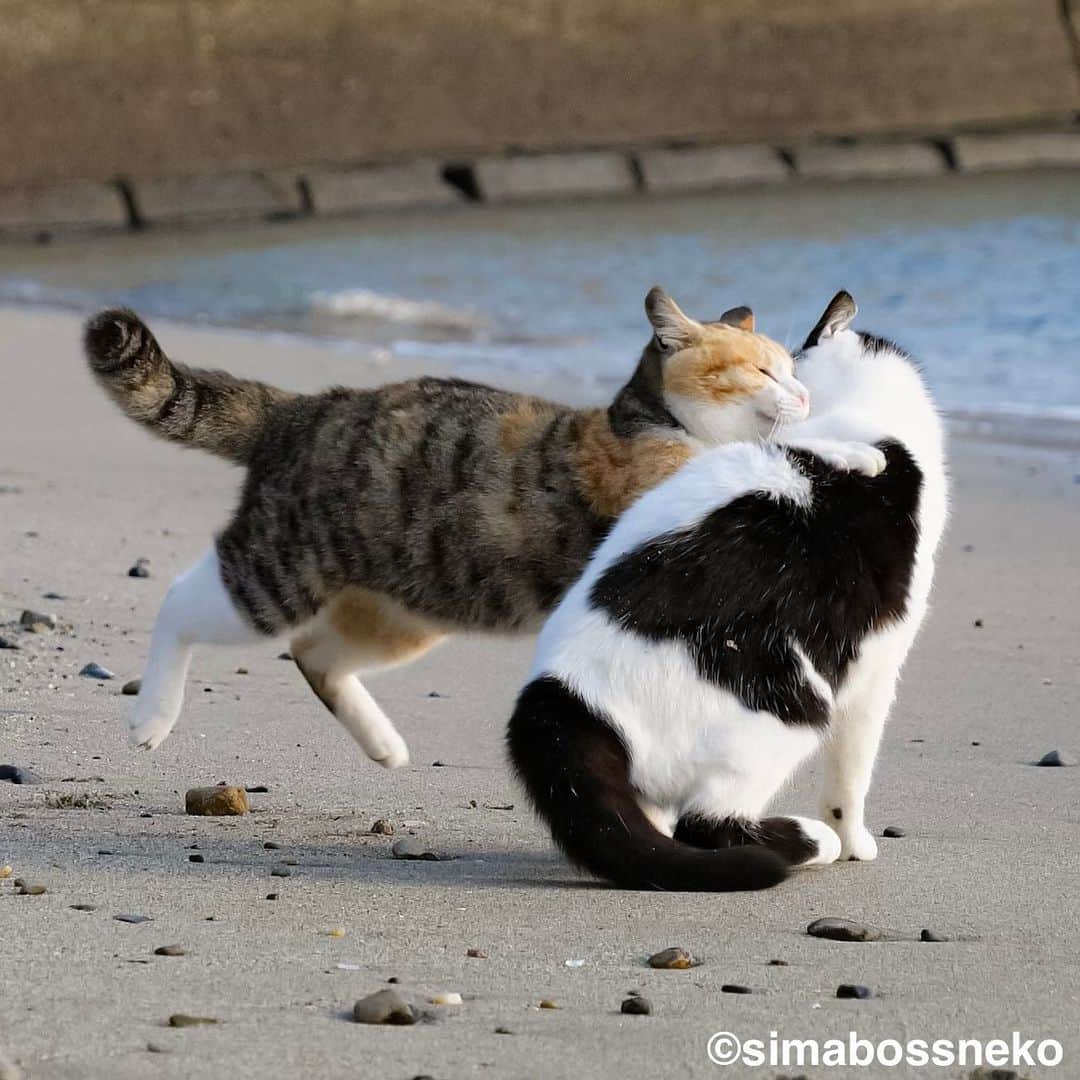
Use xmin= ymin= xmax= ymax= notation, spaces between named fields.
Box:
xmin=646 ymin=287 xmax=809 ymax=443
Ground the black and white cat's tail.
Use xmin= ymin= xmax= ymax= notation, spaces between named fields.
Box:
xmin=507 ymin=676 xmax=790 ymax=892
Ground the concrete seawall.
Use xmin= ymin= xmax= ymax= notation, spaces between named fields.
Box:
xmin=1 ymin=0 xmax=1078 ymax=231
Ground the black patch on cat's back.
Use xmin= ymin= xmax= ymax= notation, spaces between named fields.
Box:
xmin=589 ymin=441 xmax=923 ymax=726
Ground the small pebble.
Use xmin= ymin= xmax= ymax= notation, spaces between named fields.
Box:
xmin=768 ymin=959 xmax=789 ymax=966
xmin=121 ymin=679 xmax=142 ymax=696
xmin=188 ymin=854 xmax=205 ymax=863
xmin=79 ymin=662 xmax=114 ymax=680
xmin=721 ymin=984 xmax=752 ymax=994
xmin=168 ymin=1014 xmax=219 ymax=1028
xmin=494 ymin=1026 xmax=513 ymax=1035
xmin=0 ymin=765 xmax=42 ymax=785
xmin=114 ymin=914 xmax=152 ymax=924
xmin=154 ymin=945 xmax=187 ymax=957
xmin=0 ymin=635 xmax=19 ymax=650
xmin=620 ymin=996 xmax=652 ymax=1015
xmin=244 ymin=785 xmax=269 ymax=793
xmin=235 ymin=667 xmax=249 ymax=675
xmin=263 ymin=841 xmax=282 ymax=850
xmin=326 ymin=928 xmax=346 ymax=938
xmin=1037 ymin=749 xmax=1077 ymax=767
xmin=807 ymin=917 xmax=883 ymax=942
xmin=146 ymin=1042 xmax=171 ymax=1054
xmin=128 ymin=558 xmax=151 ymax=578
xmin=277 ymin=652 xmax=292 ymax=661
xmin=351 ymin=989 xmax=416 ymax=1026
xmin=920 ymin=929 xmax=949 ymax=942
xmin=20 ymin=610 xmax=56 ymax=632
xmin=15 ymin=882 xmax=47 ymax=896
xmin=0 ymin=866 xmax=11 ymax=879
xmin=392 ymin=838 xmax=440 ymax=861
xmin=973 ymin=618 xmax=983 ymax=628
xmin=185 ymin=786 xmax=249 ymax=816
xmin=538 ymin=1000 xmax=560 ymax=1010
xmin=265 ymin=893 xmax=279 ymax=901
xmin=70 ymin=903 xmax=97 ymax=912
xmin=836 ymin=984 xmax=873 ymax=999
xmin=370 ymin=818 xmax=394 ymax=835
xmin=270 ymin=865 xmax=292 ymax=878
xmin=429 ymin=992 xmax=462 ymax=1006
xmin=882 ymin=826 xmax=906 ymax=838
xmin=647 ymin=947 xmax=697 ymax=969
xmin=466 ymin=948 xmax=488 ymax=959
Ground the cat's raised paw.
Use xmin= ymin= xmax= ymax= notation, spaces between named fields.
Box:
xmin=369 ymin=731 xmax=411 ymax=770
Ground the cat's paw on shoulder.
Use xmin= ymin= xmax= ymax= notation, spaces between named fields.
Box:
xmin=824 ymin=441 xmax=887 ymax=478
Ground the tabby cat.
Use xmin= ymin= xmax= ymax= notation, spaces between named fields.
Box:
xmin=85 ymin=288 xmax=811 ymax=767
xmin=508 ymin=292 xmax=947 ymax=890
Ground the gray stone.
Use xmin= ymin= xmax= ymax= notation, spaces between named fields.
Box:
xmin=114 ymin=914 xmax=153 ymax=924
xmin=0 ymin=182 xmax=127 ymax=234
xmin=122 ymin=679 xmax=142 ymax=696
xmin=920 ymin=929 xmax=949 ymax=942
xmin=392 ymin=838 xmax=440 ymax=861
xmin=154 ymin=945 xmax=187 ymax=957
xmin=168 ymin=1014 xmax=219 ymax=1028
xmin=307 ymin=160 xmax=460 ymax=214
xmin=882 ymin=826 xmax=906 ymax=838
xmin=836 ymin=984 xmax=873 ymax=999
xmin=352 ymin=988 xmax=416 ymax=1025
xmin=20 ymin=610 xmax=56 ymax=632
xmin=795 ymin=142 xmax=944 ymax=180
xmin=0 ymin=636 xmax=19 ymax=650
xmin=953 ymin=132 xmax=1080 ymax=173
xmin=807 ymin=917 xmax=883 ymax=942
xmin=1037 ymin=749 xmax=1077 ymax=767
xmin=127 ymin=558 xmax=151 ymax=578
xmin=475 ymin=152 xmax=635 ymax=203
xmin=620 ymin=995 xmax=652 ymax=1015
xmin=639 ymin=144 xmax=788 ymax=192
xmin=0 ymin=765 xmax=42 ymax=785
xmin=79 ymin=662 xmax=114 ymax=680
xmin=134 ymin=172 xmax=302 ymax=225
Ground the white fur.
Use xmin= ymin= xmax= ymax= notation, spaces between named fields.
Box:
xmin=129 ymin=548 xmax=262 ymax=750
xmin=532 ymin=328 xmax=947 ymax=863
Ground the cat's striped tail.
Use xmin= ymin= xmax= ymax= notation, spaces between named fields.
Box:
xmin=507 ymin=676 xmax=791 ymax=892
xmin=84 ymin=308 xmax=297 ymax=466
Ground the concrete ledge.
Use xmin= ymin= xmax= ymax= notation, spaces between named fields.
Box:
xmin=134 ymin=172 xmax=303 ymax=225
xmin=306 ymin=161 xmax=461 ymax=214
xmin=795 ymin=143 xmax=945 ymax=181
xmin=953 ymin=132 xmax=1080 ymax=172
xmin=0 ymin=182 xmax=128 ymax=235
xmin=474 ymin=152 xmax=636 ymax=203
xmin=639 ymin=145 xmax=789 ymax=192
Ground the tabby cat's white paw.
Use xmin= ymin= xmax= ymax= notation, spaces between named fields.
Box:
xmin=370 ymin=731 xmax=410 ymax=770
xmin=839 ymin=825 xmax=879 ymax=862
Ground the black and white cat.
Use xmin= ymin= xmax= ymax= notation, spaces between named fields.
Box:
xmin=507 ymin=292 xmax=948 ymax=891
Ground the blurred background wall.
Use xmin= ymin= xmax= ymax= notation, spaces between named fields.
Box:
xmin=2 ymin=0 xmax=1078 ymax=191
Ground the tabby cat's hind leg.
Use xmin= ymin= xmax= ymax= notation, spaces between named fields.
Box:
xmin=674 ymin=814 xmax=841 ymax=868
xmin=290 ymin=587 xmax=445 ymax=769
xmin=131 ymin=548 xmax=265 ymax=750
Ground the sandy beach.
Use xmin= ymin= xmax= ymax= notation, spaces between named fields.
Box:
xmin=1 ymin=305 xmax=1078 ymax=1080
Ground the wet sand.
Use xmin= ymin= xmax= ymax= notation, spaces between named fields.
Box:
xmin=1 ymin=306 xmax=1078 ymax=1080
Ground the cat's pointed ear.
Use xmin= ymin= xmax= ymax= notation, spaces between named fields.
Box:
xmin=716 ymin=305 xmax=755 ymax=331
xmin=645 ymin=286 xmax=701 ymax=352
xmin=802 ymin=291 xmax=857 ymax=350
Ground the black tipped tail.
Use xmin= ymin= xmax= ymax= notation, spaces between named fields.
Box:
xmin=84 ymin=307 xmax=296 ymax=465
xmin=507 ymin=676 xmax=790 ymax=892
xmin=84 ymin=308 xmax=153 ymax=375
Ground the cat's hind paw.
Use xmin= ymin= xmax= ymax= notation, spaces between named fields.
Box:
xmin=789 ymin=816 xmax=842 ymax=866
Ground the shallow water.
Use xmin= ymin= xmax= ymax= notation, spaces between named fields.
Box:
xmin=2 ymin=171 xmax=1078 ymax=419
